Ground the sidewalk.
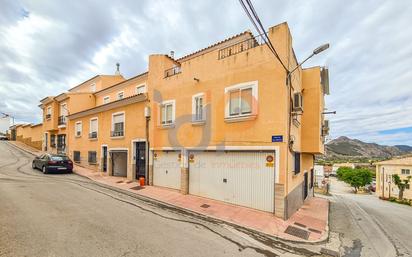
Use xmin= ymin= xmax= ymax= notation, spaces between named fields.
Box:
xmin=8 ymin=141 xmax=329 ymax=243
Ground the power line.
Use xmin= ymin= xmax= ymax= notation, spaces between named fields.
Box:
xmin=238 ymin=0 xmax=289 ymax=72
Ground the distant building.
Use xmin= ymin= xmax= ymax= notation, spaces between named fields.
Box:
xmin=376 ymin=157 xmax=412 ymax=200
xmin=0 ymin=116 xmax=10 ymax=134
xmin=332 ymin=162 xmax=355 ymax=175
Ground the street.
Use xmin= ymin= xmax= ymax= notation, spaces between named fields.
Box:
xmin=328 ymin=177 xmax=412 ymax=257
xmin=0 ymin=142 xmax=320 ymax=257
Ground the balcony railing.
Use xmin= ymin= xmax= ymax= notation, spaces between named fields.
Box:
xmin=89 ymin=132 xmax=98 ymax=139
xmin=111 ymin=130 xmax=124 ymax=137
xmin=58 ymin=115 xmax=67 ymax=125
xmin=164 ymin=66 xmax=181 ymax=78
xmin=218 ymin=33 xmax=265 ymax=60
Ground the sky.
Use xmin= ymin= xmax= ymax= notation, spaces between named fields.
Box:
xmin=0 ymin=0 xmax=411 ymax=146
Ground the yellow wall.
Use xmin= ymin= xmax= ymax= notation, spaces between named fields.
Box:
xmin=376 ymin=164 xmax=412 ymax=200
xmin=69 ymin=75 xmax=125 ymax=93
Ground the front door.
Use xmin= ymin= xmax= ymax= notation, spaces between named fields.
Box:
xmin=303 ymin=172 xmax=308 ymax=199
xmin=102 ymin=146 xmax=107 ymax=172
xmin=135 ymin=142 xmax=146 ymax=179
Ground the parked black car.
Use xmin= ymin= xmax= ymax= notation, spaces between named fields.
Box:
xmin=32 ymin=154 xmax=73 ymax=174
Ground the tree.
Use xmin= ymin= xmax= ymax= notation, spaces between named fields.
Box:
xmin=342 ymin=168 xmax=372 ymax=193
xmin=392 ymin=174 xmax=412 ymax=200
xmin=336 ymin=167 xmax=352 ymax=180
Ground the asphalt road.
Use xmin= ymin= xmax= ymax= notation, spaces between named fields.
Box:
xmin=0 ymin=142 xmax=322 ymax=257
xmin=328 ymin=177 xmax=412 ymax=257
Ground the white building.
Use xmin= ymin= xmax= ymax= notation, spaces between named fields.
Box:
xmin=0 ymin=116 xmax=10 ymax=134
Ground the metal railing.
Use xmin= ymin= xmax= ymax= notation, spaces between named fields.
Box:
xmin=89 ymin=132 xmax=98 ymax=139
xmin=111 ymin=130 xmax=124 ymax=137
xmin=58 ymin=115 xmax=66 ymax=125
xmin=218 ymin=33 xmax=265 ymax=60
xmin=164 ymin=66 xmax=181 ymax=78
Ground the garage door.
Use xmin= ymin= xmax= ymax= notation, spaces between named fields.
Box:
xmin=153 ymin=151 xmax=181 ymax=190
xmin=189 ymin=151 xmax=275 ymax=212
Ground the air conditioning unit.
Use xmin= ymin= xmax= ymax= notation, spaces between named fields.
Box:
xmin=322 ymin=120 xmax=330 ymax=136
xmin=144 ymin=106 xmax=151 ymax=118
xmin=293 ymin=92 xmax=303 ymax=112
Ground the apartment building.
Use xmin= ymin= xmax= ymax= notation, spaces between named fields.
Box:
xmin=33 ymin=22 xmax=329 ymax=219
xmin=39 ymin=75 xmax=125 ymax=154
xmin=376 ymin=157 xmax=412 ymax=200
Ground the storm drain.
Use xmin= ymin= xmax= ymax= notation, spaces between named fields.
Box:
xmin=200 ymin=204 xmax=211 ymax=208
xmin=308 ymin=228 xmax=322 ymax=234
xmin=294 ymin=222 xmax=307 ymax=228
xmin=284 ymin=225 xmax=310 ymax=240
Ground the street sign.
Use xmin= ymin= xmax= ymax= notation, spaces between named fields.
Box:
xmin=271 ymin=135 xmax=283 ymax=142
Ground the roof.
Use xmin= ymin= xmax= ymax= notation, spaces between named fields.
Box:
xmin=31 ymin=123 xmax=43 ymax=128
xmin=177 ymin=30 xmax=253 ymax=62
xmin=68 ymin=74 xmax=125 ymax=92
xmin=67 ymin=93 xmax=147 ymax=120
xmin=94 ymin=72 xmax=148 ymax=96
xmin=375 ymin=157 xmax=412 ymax=166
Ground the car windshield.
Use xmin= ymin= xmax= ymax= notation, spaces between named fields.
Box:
xmin=50 ymin=156 xmax=69 ymax=161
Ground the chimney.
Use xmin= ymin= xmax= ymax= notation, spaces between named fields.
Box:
xmin=115 ymin=63 xmax=121 ymax=75
xmin=170 ymin=51 xmax=175 ymax=59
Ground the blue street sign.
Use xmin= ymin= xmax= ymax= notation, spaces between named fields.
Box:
xmin=272 ymin=135 xmax=283 ymax=142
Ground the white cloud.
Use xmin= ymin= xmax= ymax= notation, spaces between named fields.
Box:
xmin=0 ymin=0 xmax=411 ymax=145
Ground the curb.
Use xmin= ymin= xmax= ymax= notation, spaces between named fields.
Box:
xmin=8 ymin=141 xmax=330 ymax=246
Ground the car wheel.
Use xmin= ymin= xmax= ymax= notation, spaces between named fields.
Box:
xmin=32 ymin=162 xmax=36 ymax=170
xmin=42 ymin=166 xmax=48 ymax=174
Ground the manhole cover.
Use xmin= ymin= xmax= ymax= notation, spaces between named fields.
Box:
xmin=284 ymin=225 xmax=310 ymax=240
xmin=200 ymin=204 xmax=210 ymax=208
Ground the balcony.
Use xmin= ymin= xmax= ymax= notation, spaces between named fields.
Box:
xmin=111 ymin=130 xmax=124 ymax=137
xmin=58 ymin=116 xmax=67 ymax=126
xmin=164 ymin=66 xmax=181 ymax=78
xmin=89 ymin=131 xmax=98 ymax=139
xmin=218 ymin=33 xmax=264 ymax=60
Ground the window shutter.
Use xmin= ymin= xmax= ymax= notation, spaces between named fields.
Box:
xmin=229 ymin=90 xmax=240 ymax=116
xmin=294 ymin=152 xmax=301 ymax=174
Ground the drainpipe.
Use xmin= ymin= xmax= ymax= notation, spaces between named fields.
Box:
xmin=144 ymin=105 xmax=151 ymax=185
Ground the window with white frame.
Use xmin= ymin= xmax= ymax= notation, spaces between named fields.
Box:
xmin=160 ymin=100 xmax=175 ymax=125
xmin=117 ymin=91 xmax=124 ymax=100
xmin=192 ymin=93 xmax=205 ymax=122
xmin=136 ymin=84 xmax=146 ymax=95
xmin=225 ymin=81 xmax=257 ymax=119
xmin=90 ymin=83 xmax=96 ymax=92
xmin=103 ymin=96 xmax=110 ymax=104
xmin=89 ymin=118 xmax=98 ymax=139
xmin=112 ymin=113 xmax=125 ymax=137
xmin=75 ymin=122 xmax=82 ymax=137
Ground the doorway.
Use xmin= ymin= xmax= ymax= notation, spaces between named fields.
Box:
xmin=303 ymin=172 xmax=308 ymax=200
xmin=102 ymin=146 xmax=107 ymax=172
xmin=135 ymin=142 xmax=146 ymax=179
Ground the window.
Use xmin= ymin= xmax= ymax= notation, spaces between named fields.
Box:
xmin=406 ymin=184 xmax=410 ymax=190
xmin=89 ymin=118 xmax=98 ymax=139
xmin=75 ymin=122 xmax=82 ymax=137
xmin=103 ymin=96 xmax=110 ymax=104
xmin=73 ymin=151 xmax=81 ymax=162
xmin=401 ymin=169 xmax=410 ymax=175
xmin=50 ymin=134 xmax=56 ymax=148
xmin=117 ymin=91 xmax=124 ymax=100
xmin=136 ymin=84 xmax=146 ymax=95
xmin=160 ymin=100 xmax=175 ymax=126
xmin=46 ymin=106 xmax=52 ymax=119
xmin=90 ymin=83 xmax=96 ymax=92
xmin=88 ymin=151 xmax=97 ymax=164
xmin=112 ymin=112 xmax=125 ymax=137
xmin=192 ymin=93 xmax=205 ymax=122
xmin=293 ymin=152 xmax=301 ymax=174
xmin=225 ymin=82 xmax=257 ymax=119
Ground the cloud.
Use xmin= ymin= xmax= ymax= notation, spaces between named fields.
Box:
xmin=0 ymin=0 xmax=411 ymax=146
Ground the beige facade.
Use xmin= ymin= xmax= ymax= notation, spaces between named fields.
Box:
xmin=29 ymin=22 xmax=329 ymax=219
xmin=376 ymin=157 xmax=412 ymax=200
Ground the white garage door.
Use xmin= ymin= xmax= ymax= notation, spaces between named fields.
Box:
xmin=189 ymin=151 xmax=275 ymax=212
xmin=153 ymin=151 xmax=181 ymax=190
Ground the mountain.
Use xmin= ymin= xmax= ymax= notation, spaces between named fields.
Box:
xmin=324 ymin=136 xmax=412 ymax=160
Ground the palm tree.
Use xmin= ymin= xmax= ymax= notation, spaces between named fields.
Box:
xmin=392 ymin=174 xmax=412 ymax=200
